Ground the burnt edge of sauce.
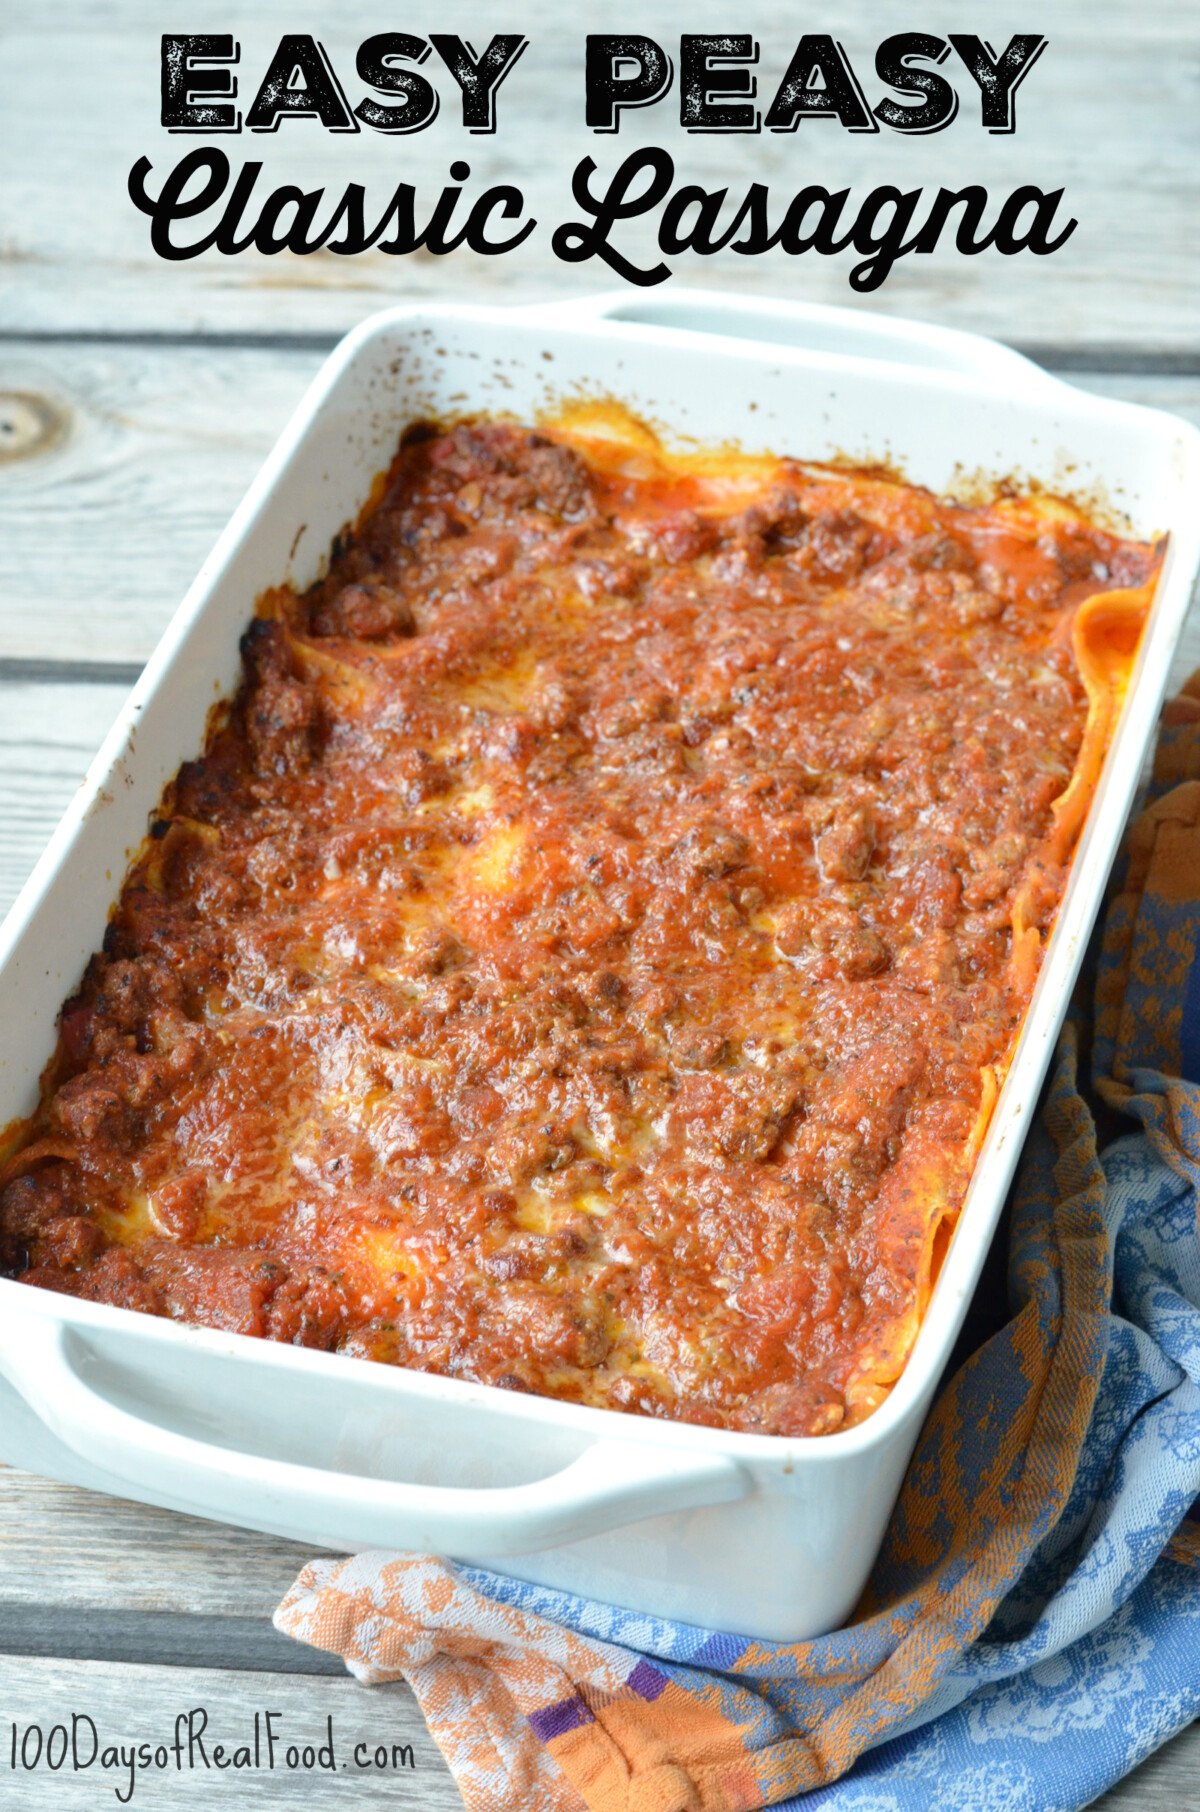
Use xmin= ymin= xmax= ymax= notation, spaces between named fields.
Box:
xmin=0 ymin=410 xmax=1160 ymax=1437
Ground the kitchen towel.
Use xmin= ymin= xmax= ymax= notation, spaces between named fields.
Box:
xmin=275 ymin=679 xmax=1200 ymax=1812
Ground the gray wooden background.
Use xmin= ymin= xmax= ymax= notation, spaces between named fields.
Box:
xmin=1 ymin=3 xmax=1197 ymax=1806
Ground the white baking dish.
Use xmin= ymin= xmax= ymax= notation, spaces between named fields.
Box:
xmin=1 ymin=292 xmax=1197 ymax=1642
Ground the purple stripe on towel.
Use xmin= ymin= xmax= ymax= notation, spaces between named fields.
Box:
xmin=529 ymin=1696 xmax=595 ymax=1742
xmin=627 ymin=1659 xmax=669 ymax=1701
xmin=694 ymin=1631 xmax=746 ymax=1670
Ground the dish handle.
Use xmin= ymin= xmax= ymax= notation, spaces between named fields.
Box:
xmin=4 ymin=1320 xmax=750 ymax=1554
xmin=516 ymin=288 xmax=1063 ymax=392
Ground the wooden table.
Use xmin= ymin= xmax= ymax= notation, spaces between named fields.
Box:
xmin=1 ymin=4 xmax=1197 ymax=1803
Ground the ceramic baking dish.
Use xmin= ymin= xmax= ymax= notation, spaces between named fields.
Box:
xmin=1 ymin=292 xmax=1197 ymax=1642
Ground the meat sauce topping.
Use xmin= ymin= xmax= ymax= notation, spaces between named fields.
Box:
xmin=0 ymin=414 xmax=1159 ymax=1435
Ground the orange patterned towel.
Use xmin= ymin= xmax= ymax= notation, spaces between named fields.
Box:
xmin=276 ymin=681 xmax=1200 ymax=1812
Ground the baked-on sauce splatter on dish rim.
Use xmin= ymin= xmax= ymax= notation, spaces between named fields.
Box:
xmin=0 ymin=405 xmax=1161 ymax=1437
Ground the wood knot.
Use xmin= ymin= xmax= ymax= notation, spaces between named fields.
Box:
xmin=0 ymin=391 xmax=68 ymax=461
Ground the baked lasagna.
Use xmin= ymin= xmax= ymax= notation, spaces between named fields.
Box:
xmin=0 ymin=409 xmax=1159 ymax=1436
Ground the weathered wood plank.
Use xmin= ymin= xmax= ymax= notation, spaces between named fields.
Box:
xmin=0 ymin=1466 xmax=319 ymax=1620
xmin=0 ymin=339 xmax=1197 ymax=667
xmin=0 ymin=1658 xmax=1187 ymax=1812
xmin=2 ymin=2 xmax=1198 ymax=348
xmin=0 ymin=1467 xmax=1192 ymax=1806
xmin=0 ymin=1606 xmax=349 ymax=1677
xmin=0 ymin=1651 xmax=1187 ymax=1812
xmin=0 ymin=1654 xmax=462 ymax=1807
xmin=0 ymin=1463 xmax=345 ymax=1674
xmin=0 ymin=682 xmax=132 ymax=918
xmin=0 ymin=341 xmax=316 ymax=665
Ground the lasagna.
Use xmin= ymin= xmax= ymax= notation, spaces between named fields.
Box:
xmin=0 ymin=409 xmax=1159 ymax=1435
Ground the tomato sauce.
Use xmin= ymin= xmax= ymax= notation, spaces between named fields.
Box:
xmin=0 ymin=415 xmax=1159 ymax=1435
